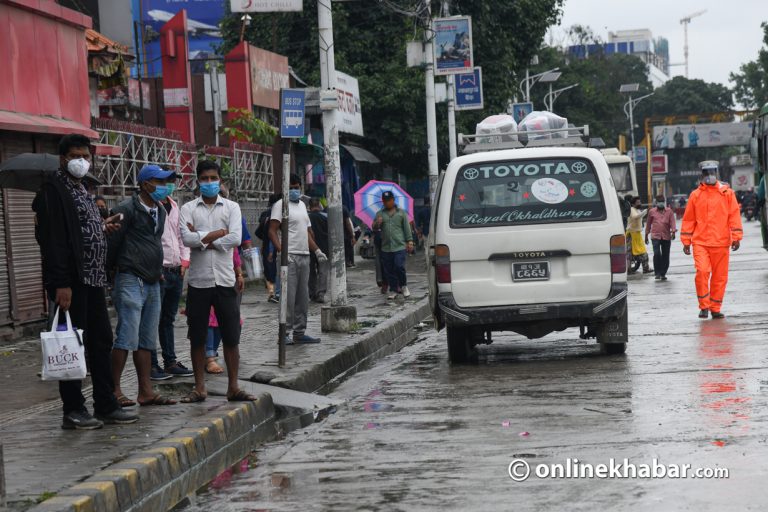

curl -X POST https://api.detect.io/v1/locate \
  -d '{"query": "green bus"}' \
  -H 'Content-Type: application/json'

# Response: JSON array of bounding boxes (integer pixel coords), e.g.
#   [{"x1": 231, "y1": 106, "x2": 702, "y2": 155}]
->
[{"x1": 752, "y1": 103, "x2": 768, "y2": 249}]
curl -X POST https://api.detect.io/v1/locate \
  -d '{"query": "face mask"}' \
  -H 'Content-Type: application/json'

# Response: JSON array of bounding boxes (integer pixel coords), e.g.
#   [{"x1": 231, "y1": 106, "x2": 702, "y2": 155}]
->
[
  {"x1": 657, "y1": 202, "x2": 666, "y2": 209},
  {"x1": 165, "y1": 183, "x2": 176, "y2": 195},
  {"x1": 98, "y1": 207, "x2": 109, "y2": 219},
  {"x1": 289, "y1": 189, "x2": 301, "y2": 202},
  {"x1": 703, "y1": 175, "x2": 717, "y2": 185},
  {"x1": 66, "y1": 158, "x2": 90, "y2": 179},
  {"x1": 149, "y1": 184, "x2": 170, "y2": 202},
  {"x1": 199, "y1": 181, "x2": 220, "y2": 198}
]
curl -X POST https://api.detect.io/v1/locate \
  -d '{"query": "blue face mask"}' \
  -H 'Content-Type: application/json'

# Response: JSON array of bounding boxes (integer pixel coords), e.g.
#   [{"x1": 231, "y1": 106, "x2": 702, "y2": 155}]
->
[
  {"x1": 289, "y1": 189, "x2": 301, "y2": 202},
  {"x1": 200, "y1": 181, "x2": 220, "y2": 198},
  {"x1": 149, "y1": 184, "x2": 169, "y2": 202},
  {"x1": 165, "y1": 183, "x2": 176, "y2": 195}
]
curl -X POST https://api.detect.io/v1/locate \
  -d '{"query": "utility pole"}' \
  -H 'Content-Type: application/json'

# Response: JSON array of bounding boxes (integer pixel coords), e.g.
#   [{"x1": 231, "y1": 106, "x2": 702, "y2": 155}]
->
[
  {"x1": 424, "y1": 0, "x2": 439, "y2": 199},
  {"x1": 443, "y1": 1, "x2": 457, "y2": 161},
  {"x1": 318, "y1": 0, "x2": 356, "y2": 331}
]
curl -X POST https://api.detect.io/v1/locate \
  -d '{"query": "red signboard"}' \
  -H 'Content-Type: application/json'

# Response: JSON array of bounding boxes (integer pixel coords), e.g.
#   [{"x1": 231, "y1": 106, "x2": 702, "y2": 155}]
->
[
  {"x1": 651, "y1": 154, "x2": 668, "y2": 174},
  {"x1": 160, "y1": 10, "x2": 195, "y2": 143}
]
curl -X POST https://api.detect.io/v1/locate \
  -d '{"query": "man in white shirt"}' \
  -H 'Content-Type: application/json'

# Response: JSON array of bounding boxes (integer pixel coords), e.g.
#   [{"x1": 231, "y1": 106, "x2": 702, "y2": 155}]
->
[
  {"x1": 269, "y1": 174, "x2": 327, "y2": 344},
  {"x1": 179, "y1": 161, "x2": 256, "y2": 403}
]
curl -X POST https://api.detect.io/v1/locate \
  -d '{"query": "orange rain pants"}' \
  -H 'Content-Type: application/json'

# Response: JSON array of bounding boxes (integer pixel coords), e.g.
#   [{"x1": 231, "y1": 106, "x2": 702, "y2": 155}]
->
[
  {"x1": 680, "y1": 181, "x2": 743, "y2": 313},
  {"x1": 693, "y1": 246, "x2": 730, "y2": 312}
]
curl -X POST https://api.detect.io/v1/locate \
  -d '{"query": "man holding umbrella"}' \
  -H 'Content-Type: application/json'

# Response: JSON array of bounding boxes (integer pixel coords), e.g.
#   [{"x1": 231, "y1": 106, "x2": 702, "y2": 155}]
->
[
  {"x1": 374, "y1": 191, "x2": 414, "y2": 300},
  {"x1": 32, "y1": 134, "x2": 138, "y2": 429}
]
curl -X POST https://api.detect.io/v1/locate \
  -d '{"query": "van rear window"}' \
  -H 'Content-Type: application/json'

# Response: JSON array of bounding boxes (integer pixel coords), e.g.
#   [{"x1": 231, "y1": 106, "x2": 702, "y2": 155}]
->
[{"x1": 450, "y1": 158, "x2": 606, "y2": 227}]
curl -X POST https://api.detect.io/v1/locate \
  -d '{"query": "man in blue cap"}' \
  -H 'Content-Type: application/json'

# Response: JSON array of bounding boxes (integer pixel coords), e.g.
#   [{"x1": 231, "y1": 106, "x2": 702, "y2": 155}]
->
[{"x1": 108, "y1": 164, "x2": 178, "y2": 407}]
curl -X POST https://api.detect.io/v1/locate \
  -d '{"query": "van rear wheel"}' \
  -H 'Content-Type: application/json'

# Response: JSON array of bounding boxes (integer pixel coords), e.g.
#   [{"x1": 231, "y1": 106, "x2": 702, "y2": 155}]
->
[{"x1": 447, "y1": 326, "x2": 476, "y2": 363}]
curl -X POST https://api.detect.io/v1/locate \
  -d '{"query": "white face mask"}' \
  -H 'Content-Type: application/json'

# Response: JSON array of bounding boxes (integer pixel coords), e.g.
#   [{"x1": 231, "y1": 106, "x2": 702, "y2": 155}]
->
[
  {"x1": 703, "y1": 175, "x2": 717, "y2": 186},
  {"x1": 66, "y1": 158, "x2": 90, "y2": 179}
]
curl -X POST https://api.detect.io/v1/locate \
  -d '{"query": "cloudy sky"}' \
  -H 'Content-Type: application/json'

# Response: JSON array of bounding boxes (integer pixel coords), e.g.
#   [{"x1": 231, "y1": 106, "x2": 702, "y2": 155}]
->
[{"x1": 556, "y1": 0, "x2": 766, "y2": 87}]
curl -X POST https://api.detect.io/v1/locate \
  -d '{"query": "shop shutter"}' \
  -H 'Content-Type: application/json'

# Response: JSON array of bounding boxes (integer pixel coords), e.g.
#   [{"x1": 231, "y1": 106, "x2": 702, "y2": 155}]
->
[
  {"x1": 0, "y1": 192, "x2": 11, "y2": 326},
  {"x1": 5, "y1": 190, "x2": 46, "y2": 322}
]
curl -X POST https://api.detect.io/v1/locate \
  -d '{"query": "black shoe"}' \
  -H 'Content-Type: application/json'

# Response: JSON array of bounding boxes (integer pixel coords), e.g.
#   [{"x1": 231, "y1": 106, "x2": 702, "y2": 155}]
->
[
  {"x1": 655, "y1": 275, "x2": 661, "y2": 280},
  {"x1": 95, "y1": 407, "x2": 139, "y2": 425},
  {"x1": 661, "y1": 276, "x2": 668, "y2": 281},
  {"x1": 150, "y1": 366, "x2": 172, "y2": 381},
  {"x1": 699, "y1": 309, "x2": 709, "y2": 319},
  {"x1": 711, "y1": 312, "x2": 725, "y2": 319},
  {"x1": 165, "y1": 361, "x2": 194, "y2": 376},
  {"x1": 62, "y1": 410, "x2": 103, "y2": 430}
]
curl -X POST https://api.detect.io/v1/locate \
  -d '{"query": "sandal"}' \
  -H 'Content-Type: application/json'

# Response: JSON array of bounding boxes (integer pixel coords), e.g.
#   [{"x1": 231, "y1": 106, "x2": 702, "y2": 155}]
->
[
  {"x1": 116, "y1": 394, "x2": 136, "y2": 408},
  {"x1": 205, "y1": 359, "x2": 225, "y2": 374},
  {"x1": 180, "y1": 390, "x2": 207, "y2": 403},
  {"x1": 227, "y1": 389, "x2": 258, "y2": 402},
  {"x1": 138, "y1": 394, "x2": 177, "y2": 406}
]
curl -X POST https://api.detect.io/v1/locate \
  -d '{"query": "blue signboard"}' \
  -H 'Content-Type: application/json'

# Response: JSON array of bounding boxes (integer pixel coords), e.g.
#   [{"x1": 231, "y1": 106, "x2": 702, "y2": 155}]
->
[
  {"x1": 509, "y1": 102, "x2": 534, "y2": 123},
  {"x1": 280, "y1": 89, "x2": 306, "y2": 138},
  {"x1": 454, "y1": 67, "x2": 483, "y2": 111},
  {"x1": 634, "y1": 146, "x2": 648, "y2": 164},
  {"x1": 132, "y1": 0, "x2": 225, "y2": 77}
]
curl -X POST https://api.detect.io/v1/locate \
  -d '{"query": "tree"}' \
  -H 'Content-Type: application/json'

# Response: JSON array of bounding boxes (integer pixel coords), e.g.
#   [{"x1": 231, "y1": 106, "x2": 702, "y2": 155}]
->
[
  {"x1": 730, "y1": 21, "x2": 768, "y2": 110},
  {"x1": 218, "y1": 0, "x2": 564, "y2": 177}
]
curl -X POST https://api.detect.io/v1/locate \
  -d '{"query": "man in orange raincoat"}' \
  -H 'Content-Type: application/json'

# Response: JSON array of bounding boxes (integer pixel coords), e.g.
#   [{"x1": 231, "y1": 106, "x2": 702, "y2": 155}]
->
[{"x1": 680, "y1": 161, "x2": 743, "y2": 319}]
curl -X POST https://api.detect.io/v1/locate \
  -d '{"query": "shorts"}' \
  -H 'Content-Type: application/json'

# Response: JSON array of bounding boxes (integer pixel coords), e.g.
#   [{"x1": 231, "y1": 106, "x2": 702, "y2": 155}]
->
[
  {"x1": 112, "y1": 272, "x2": 161, "y2": 352},
  {"x1": 186, "y1": 286, "x2": 241, "y2": 348}
]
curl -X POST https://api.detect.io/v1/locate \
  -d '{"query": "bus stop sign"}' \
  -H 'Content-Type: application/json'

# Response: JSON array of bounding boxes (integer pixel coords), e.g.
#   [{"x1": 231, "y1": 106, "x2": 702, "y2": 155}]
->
[{"x1": 280, "y1": 89, "x2": 306, "y2": 138}]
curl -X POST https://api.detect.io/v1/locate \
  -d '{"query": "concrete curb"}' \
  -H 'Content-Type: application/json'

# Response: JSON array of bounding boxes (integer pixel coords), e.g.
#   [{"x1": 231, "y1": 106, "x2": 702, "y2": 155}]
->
[
  {"x1": 269, "y1": 298, "x2": 431, "y2": 394},
  {"x1": 28, "y1": 394, "x2": 276, "y2": 512}
]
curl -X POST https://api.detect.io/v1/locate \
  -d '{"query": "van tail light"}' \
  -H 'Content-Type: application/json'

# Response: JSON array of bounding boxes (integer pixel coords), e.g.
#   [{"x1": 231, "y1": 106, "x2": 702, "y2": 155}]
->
[
  {"x1": 610, "y1": 235, "x2": 627, "y2": 274},
  {"x1": 435, "y1": 244, "x2": 452, "y2": 283}
]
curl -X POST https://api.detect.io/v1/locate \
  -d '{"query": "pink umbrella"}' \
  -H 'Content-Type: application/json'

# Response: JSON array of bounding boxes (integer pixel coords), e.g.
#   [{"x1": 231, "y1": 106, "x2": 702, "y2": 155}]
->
[{"x1": 354, "y1": 180, "x2": 414, "y2": 228}]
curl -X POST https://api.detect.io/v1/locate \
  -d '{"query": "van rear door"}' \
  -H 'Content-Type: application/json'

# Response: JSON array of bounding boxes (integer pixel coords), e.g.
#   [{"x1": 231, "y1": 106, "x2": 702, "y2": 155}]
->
[{"x1": 446, "y1": 156, "x2": 614, "y2": 308}]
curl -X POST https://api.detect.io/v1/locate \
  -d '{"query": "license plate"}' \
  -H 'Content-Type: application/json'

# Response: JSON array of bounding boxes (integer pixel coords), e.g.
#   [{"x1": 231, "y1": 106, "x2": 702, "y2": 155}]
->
[{"x1": 512, "y1": 261, "x2": 550, "y2": 281}]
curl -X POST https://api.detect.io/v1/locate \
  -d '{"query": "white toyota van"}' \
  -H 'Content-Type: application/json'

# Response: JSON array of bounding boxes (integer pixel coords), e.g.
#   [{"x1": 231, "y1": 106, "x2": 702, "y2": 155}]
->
[{"x1": 427, "y1": 130, "x2": 628, "y2": 362}]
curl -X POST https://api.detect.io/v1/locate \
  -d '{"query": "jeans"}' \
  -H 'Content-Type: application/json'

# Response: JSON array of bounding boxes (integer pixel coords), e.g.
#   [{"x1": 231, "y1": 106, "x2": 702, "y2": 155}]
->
[
  {"x1": 381, "y1": 250, "x2": 407, "y2": 292},
  {"x1": 206, "y1": 327, "x2": 222, "y2": 358},
  {"x1": 151, "y1": 268, "x2": 184, "y2": 368},
  {"x1": 652, "y1": 239, "x2": 672, "y2": 277},
  {"x1": 287, "y1": 254, "x2": 310, "y2": 336},
  {"x1": 49, "y1": 284, "x2": 119, "y2": 415},
  {"x1": 112, "y1": 272, "x2": 161, "y2": 352}
]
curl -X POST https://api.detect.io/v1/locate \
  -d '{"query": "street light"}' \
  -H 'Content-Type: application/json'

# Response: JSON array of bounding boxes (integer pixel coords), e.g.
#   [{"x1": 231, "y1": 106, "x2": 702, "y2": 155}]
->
[
  {"x1": 544, "y1": 83, "x2": 579, "y2": 112},
  {"x1": 620, "y1": 83, "x2": 653, "y2": 161},
  {"x1": 518, "y1": 67, "x2": 560, "y2": 104}
]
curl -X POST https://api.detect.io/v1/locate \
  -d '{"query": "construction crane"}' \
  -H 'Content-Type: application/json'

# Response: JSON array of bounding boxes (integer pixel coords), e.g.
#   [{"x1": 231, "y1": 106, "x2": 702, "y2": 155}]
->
[{"x1": 680, "y1": 9, "x2": 706, "y2": 78}]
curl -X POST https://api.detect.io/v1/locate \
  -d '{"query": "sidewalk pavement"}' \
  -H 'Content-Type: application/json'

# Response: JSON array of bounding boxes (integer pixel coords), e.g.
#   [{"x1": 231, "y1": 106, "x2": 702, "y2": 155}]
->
[{"x1": 0, "y1": 253, "x2": 430, "y2": 511}]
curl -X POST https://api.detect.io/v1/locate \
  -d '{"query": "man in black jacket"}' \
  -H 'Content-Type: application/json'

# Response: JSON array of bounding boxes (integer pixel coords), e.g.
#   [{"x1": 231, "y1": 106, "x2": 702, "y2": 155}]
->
[
  {"x1": 108, "y1": 165, "x2": 177, "y2": 407},
  {"x1": 33, "y1": 134, "x2": 138, "y2": 429}
]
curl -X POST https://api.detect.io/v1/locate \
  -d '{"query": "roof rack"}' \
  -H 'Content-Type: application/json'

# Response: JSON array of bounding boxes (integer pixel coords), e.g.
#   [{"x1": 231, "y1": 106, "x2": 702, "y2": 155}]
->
[{"x1": 458, "y1": 125, "x2": 591, "y2": 154}]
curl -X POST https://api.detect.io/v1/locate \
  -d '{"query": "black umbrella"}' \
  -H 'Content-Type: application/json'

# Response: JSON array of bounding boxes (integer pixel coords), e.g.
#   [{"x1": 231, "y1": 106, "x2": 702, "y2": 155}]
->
[{"x1": 0, "y1": 153, "x2": 102, "y2": 191}]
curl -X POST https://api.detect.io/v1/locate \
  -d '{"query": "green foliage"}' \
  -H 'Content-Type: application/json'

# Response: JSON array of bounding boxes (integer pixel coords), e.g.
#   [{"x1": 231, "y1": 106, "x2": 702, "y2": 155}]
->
[
  {"x1": 221, "y1": 108, "x2": 278, "y2": 146},
  {"x1": 523, "y1": 46, "x2": 653, "y2": 147},
  {"x1": 730, "y1": 21, "x2": 768, "y2": 110},
  {"x1": 218, "y1": 0, "x2": 564, "y2": 177},
  {"x1": 637, "y1": 76, "x2": 733, "y2": 118}
]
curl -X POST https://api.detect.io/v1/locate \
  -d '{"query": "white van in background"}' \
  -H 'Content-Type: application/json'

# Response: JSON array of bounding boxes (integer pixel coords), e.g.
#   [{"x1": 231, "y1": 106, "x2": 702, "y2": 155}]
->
[
  {"x1": 427, "y1": 126, "x2": 629, "y2": 363},
  {"x1": 600, "y1": 148, "x2": 639, "y2": 198}
]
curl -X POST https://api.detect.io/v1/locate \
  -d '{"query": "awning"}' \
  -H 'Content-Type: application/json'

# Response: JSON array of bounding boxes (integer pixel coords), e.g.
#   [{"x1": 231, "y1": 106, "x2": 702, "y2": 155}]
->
[
  {"x1": 0, "y1": 110, "x2": 98, "y2": 139},
  {"x1": 341, "y1": 144, "x2": 381, "y2": 164}
]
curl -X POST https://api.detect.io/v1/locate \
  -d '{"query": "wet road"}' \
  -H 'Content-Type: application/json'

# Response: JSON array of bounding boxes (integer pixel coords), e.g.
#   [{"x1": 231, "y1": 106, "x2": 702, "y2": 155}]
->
[{"x1": 186, "y1": 224, "x2": 768, "y2": 511}]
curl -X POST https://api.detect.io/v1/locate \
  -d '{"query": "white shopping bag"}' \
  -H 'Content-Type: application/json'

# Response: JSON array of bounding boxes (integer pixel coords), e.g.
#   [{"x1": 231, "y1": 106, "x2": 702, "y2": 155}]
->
[
  {"x1": 40, "y1": 307, "x2": 87, "y2": 381},
  {"x1": 242, "y1": 247, "x2": 264, "y2": 280}
]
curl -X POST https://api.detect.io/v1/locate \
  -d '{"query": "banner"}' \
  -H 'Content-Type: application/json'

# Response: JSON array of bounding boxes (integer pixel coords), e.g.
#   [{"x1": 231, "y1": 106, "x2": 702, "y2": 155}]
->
[
  {"x1": 133, "y1": 0, "x2": 224, "y2": 77},
  {"x1": 433, "y1": 16, "x2": 473, "y2": 76},
  {"x1": 336, "y1": 71, "x2": 363, "y2": 136},
  {"x1": 652, "y1": 122, "x2": 753, "y2": 150}
]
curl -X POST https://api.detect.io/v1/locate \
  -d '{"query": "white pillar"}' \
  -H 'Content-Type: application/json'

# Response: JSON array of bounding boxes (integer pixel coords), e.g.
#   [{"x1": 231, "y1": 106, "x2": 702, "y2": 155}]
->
[
  {"x1": 424, "y1": 7, "x2": 439, "y2": 199},
  {"x1": 447, "y1": 75, "x2": 457, "y2": 161},
  {"x1": 318, "y1": 0, "x2": 348, "y2": 308}
]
